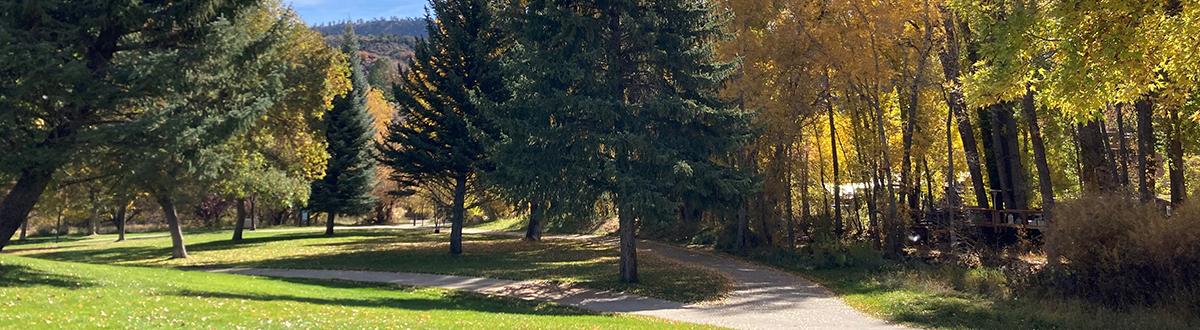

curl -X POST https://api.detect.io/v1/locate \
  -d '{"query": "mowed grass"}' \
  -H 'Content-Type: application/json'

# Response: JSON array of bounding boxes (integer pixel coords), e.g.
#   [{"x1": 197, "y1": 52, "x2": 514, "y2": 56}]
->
[
  {"x1": 10, "y1": 227, "x2": 732, "y2": 303},
  {"x1": 0, "y1": 255, "x2": 711, "y2": 329},
  {"x1": 742, "y1": 252, "x2": 1200, "y2": 330}
]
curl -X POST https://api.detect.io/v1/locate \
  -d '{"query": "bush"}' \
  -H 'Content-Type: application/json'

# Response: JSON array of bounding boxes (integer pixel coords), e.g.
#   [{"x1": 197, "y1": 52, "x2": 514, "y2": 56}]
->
[{"x1": 1047, "y1": 194, "x2": 1200, "y2": 308}]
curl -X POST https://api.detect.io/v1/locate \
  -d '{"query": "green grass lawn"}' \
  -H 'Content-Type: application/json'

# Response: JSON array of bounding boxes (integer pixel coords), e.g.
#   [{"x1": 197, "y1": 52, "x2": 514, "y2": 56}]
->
[
  {"x1": 0, "y1": 255, "x2": 710, "y2": 329},
  {"x1": 740, "y1": 250, "x2": 1200, "y2": 330},
  {"x1": 9, "y1": 227, "x2": 731, "y2": 303}
]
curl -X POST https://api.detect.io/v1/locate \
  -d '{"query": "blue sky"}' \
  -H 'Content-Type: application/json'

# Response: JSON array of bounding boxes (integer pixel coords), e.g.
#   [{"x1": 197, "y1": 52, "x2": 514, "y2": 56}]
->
[{"x1": 290, "y1": 0, "x2": 428, "y2": 25}]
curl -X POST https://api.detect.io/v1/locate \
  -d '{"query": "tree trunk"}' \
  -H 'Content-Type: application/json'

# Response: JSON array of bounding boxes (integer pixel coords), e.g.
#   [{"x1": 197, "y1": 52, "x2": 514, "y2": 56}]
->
[
  {"x1": 115, "y1": 199, "x2": 127, "y2": 242},
  {"x1": 937, "y1": 6, "x2": 989, "y2": 209},
  {"x1": 999, "y1": 103, "x2": 1028, "y2": 209},
  {"x1": 1168, "y1": 108, "x2": 1186, "y2": 206},
  {"x1": 1136, "y1": 97, "x2": 1158, "y2": 202},
  {"x1": 618, "y1": 201, "x2": 638, "y2": 283},
  {"x1": 1079, "y1": 120, "x2": 1119, "y2": 193},
  {"x1": 735, "y1": 200, "x2": 748, "y2": 251},
  {"x1": 981, "y1": 106, "x2": 1005, "y2": 209},
  {"x1": 324, "y1": 212, "x2": 336, "y2": 236},
  {"x1": 249, "y1": 197, "x2": 257, "y2": 231},
  {"x1": 874, "y1": 97, "x2": 902, "y2": 258},
  {"x1": 1021, "y1": 87, "x2": 1057, "y2": 265},
  {"x1": 19, "y1": 218, "x2": 28, "y2": 241},
  {"x1": 1116, "y1": 105, "x2": 1132, "y2": 187},
  {"x1": 87, "y1": 188, "x2": 102, "y2": 236},
  {"x1": 943, "y1": 96, "x2": 958, "y2": 252},
  {"x1": 784, "y1": 143, "x2": 797, "y2": 250},
  {"x1": 525, "y1": 200, "x2": 544, "y2": 241},
  {"x1": 1021, "y1": 88, "x2": 1055, "y2": 210},
  {"x1": 799, "y1": 143, "x2": 812, "y2": 239},
  {"x1": 449, "y1": 174, "x2": 467, "y2": 255},
  {"x1": 233, "y1": 198, "x2": 247, "y2": 241},
  {"x1": 826, "y1": 80, "x2": 843, "y2": 238},
  {"x1": 156, "y1": 194, "x2": 188, "y2": 259},
  {"x1": 0, "y1": 167, "x2": 55, "y2": 251}
]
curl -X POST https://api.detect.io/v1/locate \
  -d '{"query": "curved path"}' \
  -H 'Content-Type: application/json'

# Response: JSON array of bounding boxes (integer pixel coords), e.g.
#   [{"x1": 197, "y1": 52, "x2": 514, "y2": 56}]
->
[{"x1": 213, "y1": 237, "x2": 908, "y2": 329}]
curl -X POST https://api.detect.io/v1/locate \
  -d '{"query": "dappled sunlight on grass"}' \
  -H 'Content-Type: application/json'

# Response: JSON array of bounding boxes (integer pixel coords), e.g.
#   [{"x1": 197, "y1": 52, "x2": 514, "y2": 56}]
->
[
  {"x1": 0, "y1": 255, "x2": 709, "y2": 329},
  {"x1": 18, "y1": 227, "x2": 733, "y2": 303}
]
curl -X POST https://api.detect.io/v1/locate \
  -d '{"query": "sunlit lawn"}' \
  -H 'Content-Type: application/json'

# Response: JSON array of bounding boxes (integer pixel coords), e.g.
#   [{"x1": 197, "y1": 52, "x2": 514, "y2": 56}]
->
[
  {"x1": 9, "y1": 227, "x2": 732, "y2": 303},
  {"x1": 0, "y1": 255, "x2": 712, "y2": 329}
]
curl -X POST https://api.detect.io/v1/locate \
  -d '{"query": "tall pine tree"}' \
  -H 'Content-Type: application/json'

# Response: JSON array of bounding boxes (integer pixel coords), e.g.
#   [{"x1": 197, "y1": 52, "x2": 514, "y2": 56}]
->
[
  {"x1": 378, "y1": 0, "x2": 506, "y2": 255},
  {"x1": 501, "y1": 0, "x2": 752, "y2": 282},
  {"x1": 309, "y1": 28, "x2": 378, "y2": 236}
]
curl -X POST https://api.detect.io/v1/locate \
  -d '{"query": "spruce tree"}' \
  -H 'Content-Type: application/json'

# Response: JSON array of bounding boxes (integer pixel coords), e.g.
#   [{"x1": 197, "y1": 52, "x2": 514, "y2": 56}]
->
[
  {"x1": 309, "y1": 28, "x2": 379, "y2": 236},
  {"x1": 377, "y1": 0, "x2": 506, "y2": 254},
  {"x1": 0, "y1": 0, "x2": 270, "y2": 252},
  {"x1": 500, "y1": 0, "x2": 752, "y2": 282}
]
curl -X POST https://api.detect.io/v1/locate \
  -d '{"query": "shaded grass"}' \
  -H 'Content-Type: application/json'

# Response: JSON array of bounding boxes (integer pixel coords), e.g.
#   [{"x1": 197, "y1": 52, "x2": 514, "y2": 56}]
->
[
  {"x1": 15, "y1": 227, "x2": 732, "y2": 303},
  {"x1": 0, "y1": 255, "x2": 709, "y2": 329},
  {"x1": 741, "y1": 250, "x2": 1200, "y2": 330}
]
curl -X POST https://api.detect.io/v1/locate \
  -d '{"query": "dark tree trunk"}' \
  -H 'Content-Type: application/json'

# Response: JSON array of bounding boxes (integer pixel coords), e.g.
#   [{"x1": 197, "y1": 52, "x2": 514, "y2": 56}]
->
[
  {"x1": 156, "y1": 194, "x2": 188, "y2": 259},
  {"x1": 525, "y1": 200, "x2": 544, "y2": 241},
  {"x1": 449, "y1": 174, "x2": 467, "y2": 255},
  {"x1": 1136, "y1": 97, "x2": 1158, "y2": 202},
  {"x1": 1079, "y1": 120, "x2": 1120, "y2": 193},
  {"x1": 0, "y1": 168, "x2": 55, "y2": 251},
  {"x1": 114, "y1": 198, "x2": 128, "y2": 242},
  {"x1": 981, "y1": 106, "x2": 1004, "y2": 209},
  {"x1": 1021, "y1": 88, "x2": 1055, "y2": 211},
  {"x1": 618, "y1": 202, "x2": 638, "y2": 283},
  {"x1": 1168, "y1": 108, "x2": 1186, "y2": 206},
  {"x1": 735, "y1": 200, "x2": 748, "y2": 251},
  {"x1": 324, "y1": 212, "x2": 336, "y2": 236},
  {"x1": 233, "y1": 198, "x2": 247, "y2": 241},
  {"x1": 1116, "y1": 105, "x2": 1132, "y2": 187},
  {"x1": 1021, "y1": 87, "x2": 1056, "y2": 264},
  {"x1": 996, "y1": 102, "x2": 1028, "y2": 209},
  {"x1": 937, "y1": 6, "x2": 989, "y2": 209},
  {"x1": 826, "y1": 83, "x2": 843, "y2": 238}
]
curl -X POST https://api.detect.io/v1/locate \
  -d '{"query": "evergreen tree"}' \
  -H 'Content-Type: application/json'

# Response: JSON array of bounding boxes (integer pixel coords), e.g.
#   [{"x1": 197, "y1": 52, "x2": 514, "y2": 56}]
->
[
  {"x1": 0, "y1": 0, "x2": 268, "y2": 251},
  {"x1": 500, "y1": 0, "x2": 752, "y2": 282},
  {"x1": 309, "y1": 28, "x2": 379, "y2": 236},
  {"x1": 377, "y1": 0, "x2": 506, "y2": 254}
]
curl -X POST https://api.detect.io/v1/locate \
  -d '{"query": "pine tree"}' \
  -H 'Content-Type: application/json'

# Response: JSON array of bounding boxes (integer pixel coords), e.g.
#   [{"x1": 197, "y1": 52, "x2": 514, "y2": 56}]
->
[
  {"x1": 377, "y1": 0, "x2": 505, "y2": 254},
  {"x1": 501, "y1": 0, "x2": 752, "y2": 282},
  {"x1": 0, "y1": 0, "x2": 272, "y2": 252},
  {"x1": 309, "y1": 28, "x2": 379, "y2": 236}
]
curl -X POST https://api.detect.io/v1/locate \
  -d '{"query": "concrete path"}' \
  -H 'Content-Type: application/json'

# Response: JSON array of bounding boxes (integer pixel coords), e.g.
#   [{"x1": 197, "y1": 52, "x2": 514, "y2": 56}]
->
[{"x1": 213, "y1": 237, "x2": 909, "y2": 329}]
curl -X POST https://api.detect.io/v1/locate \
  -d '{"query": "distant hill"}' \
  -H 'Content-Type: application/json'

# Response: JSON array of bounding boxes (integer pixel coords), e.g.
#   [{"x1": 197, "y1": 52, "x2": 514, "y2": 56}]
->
[
  {"x1": 313, "y1": 17, "x2": 428, "y2": 38},
  {"x1": 315, "y1": 17, "x2": 428, "y2": 98}
]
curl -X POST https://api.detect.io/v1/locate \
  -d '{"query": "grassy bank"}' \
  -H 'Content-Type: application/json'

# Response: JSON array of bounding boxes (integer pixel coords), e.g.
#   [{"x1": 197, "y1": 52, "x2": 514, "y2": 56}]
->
[
  {"x1": 0, "y1": 255, "x2": 708, "y2": 329},
  {"x1": 739, "y1": 248, "x2": 1200, "y2": 330},
  {"x1": 8, "y1": 227, "x2": 731, "y2": 303}
]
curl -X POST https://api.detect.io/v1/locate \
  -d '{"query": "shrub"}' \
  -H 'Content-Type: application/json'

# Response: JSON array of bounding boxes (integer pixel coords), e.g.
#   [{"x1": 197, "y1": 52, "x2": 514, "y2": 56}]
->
[{"x1": 1046, "y1": 194, "x2": 1200, "y2": 308}]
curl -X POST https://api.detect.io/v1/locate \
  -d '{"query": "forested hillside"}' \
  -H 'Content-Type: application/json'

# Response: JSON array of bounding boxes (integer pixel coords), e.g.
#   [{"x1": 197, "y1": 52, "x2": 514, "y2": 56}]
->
[{"x1": 314, "y1": 17, "x2": 425, "y2": 99}]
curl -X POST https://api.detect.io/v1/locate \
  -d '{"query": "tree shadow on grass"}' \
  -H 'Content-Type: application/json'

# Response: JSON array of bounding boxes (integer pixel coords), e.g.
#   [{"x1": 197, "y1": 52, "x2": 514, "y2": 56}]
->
[
  {"x1": 0, "y1": 263, "x2": 94, "y2": 289},
  {"x1": 174, "y1": 278, "x2": 595, "y2": 317},
  {"x1": 26, "y1": 245, "x2": 172, "y2": 264}
]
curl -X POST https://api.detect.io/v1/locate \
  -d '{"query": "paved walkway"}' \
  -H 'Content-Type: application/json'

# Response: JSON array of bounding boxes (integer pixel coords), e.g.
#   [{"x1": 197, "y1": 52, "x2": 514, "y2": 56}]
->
[{"x1": 213, "y1": 236, "x2": 909, "y2": 329}]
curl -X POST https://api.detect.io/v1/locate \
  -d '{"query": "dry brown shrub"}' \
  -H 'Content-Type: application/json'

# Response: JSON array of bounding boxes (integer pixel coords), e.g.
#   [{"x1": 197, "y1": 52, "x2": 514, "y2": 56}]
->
[{"x1": 1046, "y1": 194, "x2": 1200, "y2": 308}]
